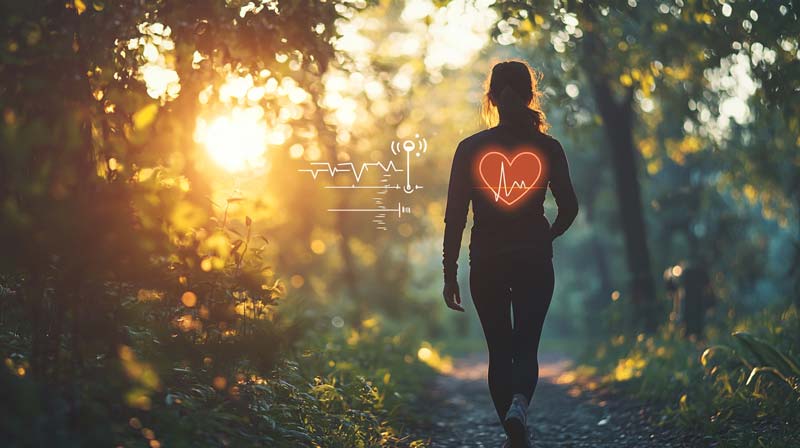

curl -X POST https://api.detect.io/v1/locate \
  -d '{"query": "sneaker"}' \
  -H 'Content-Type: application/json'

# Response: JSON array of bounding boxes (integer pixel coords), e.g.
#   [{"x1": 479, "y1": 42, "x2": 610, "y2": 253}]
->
[{"x1": 503, "y1": 394, "x2": 530, "y2": 448}]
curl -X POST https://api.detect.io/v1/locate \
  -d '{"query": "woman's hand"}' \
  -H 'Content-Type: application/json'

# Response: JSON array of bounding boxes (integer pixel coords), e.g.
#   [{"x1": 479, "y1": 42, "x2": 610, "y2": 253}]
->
[{"x1": 442, "y1": 281, "x2": 465, "y2": 312}]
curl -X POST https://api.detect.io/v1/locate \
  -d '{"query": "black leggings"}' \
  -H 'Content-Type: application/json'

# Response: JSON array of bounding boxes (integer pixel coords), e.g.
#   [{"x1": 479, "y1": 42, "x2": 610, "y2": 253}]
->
[{"x1": 469, "y1": 253, "x2": 555, "y2": 423}]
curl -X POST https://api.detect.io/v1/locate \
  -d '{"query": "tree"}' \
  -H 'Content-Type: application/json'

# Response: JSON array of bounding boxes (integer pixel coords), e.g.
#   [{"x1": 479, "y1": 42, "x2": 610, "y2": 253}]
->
[
  {"x1": 0, "y1": 0, "x2": 362, "y2": 440},
  {"x1": 489, "y1": 0, "x2": 800, "y2": 332}
]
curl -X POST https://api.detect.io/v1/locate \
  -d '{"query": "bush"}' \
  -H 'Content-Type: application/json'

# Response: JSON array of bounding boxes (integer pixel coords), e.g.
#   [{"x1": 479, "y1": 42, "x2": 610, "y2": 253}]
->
[
  {"x1": 581, "y1": 305, "x2": 800, "y2": 447},
  {"x1": 0, "y1": 300, "x2": 435, "y2": 447}
]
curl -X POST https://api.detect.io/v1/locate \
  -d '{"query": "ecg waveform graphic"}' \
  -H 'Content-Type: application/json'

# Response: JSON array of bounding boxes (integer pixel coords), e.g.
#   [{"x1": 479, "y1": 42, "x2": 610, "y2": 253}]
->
[
  {"x1": 477, "y1": 151, "x2": 543, "y2": 207},
  {"x1": 298, "y1": 161, "x2": 403, "y2": 182},
  {"x1": 488, "y1": 163, "x2": 534, "y2": 202},
  {"x1": 298, "y1": 134, "x2": 427, "y2": 230}
]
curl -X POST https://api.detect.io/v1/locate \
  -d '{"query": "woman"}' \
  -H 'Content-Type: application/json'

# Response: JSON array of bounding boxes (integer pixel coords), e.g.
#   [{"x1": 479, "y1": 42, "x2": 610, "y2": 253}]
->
[{"x1": 442, "y1": 60, "x2": 578, "y2": 448}]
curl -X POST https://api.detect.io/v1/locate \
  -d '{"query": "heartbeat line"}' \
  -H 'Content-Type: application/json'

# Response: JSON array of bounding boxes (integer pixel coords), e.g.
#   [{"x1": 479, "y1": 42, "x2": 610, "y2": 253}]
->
[
  {"x1": 489, "y1": 163, "x2": 535, "y2": 202},
  {"x1": 298, "y1": 161, "x2": 403, "y2": 183},
  {"x1": 477, "y1": 150, "x2": 544, "y2": 206}
]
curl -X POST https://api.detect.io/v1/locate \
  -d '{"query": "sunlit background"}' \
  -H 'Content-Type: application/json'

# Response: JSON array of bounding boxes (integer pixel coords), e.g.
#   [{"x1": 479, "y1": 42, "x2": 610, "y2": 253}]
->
[
  {"x1": 3, "y1": 0, "x2": 800, "y2": 445},
  {"x1": 120, "y1": 0, "x2": 792, "y2": 347}
]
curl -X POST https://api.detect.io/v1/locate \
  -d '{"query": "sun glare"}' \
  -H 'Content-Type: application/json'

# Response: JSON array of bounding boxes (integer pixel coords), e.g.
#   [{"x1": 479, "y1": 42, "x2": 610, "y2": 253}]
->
[{"x1": 195, "y1": 107, "x2": 268, "y2": 172}]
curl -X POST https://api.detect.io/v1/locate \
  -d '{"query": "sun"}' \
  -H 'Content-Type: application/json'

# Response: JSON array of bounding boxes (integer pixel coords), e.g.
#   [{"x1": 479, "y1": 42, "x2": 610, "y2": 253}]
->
[{"x1": 195, "y1": 106, "x2": 268, "y2": 172}]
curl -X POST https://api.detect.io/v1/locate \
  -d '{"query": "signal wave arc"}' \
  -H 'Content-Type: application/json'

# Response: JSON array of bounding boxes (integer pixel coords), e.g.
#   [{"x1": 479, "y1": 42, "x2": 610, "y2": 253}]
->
[
  {"x1": 298, "y1": 161, "x2": 403, "y2": 183},
  {"x1": 478, "y1": 151, "x2": 542, "y2": 206}
]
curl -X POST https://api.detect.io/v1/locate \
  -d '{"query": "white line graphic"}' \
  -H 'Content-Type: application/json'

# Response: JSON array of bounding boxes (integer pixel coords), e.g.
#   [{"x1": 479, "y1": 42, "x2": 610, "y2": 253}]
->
[
  {"x1": 328, "y1": 203, "x2": 411, "y2": 218},
  {"x1": 298, "y1": 161, "x2": 402, "y2": 182}
]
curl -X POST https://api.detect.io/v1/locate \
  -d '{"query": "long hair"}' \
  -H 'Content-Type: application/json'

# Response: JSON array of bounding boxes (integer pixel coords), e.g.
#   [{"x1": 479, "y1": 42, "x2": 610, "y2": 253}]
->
[{"x1": 481, "y1": 60, "x2": 549, "y2": 134}]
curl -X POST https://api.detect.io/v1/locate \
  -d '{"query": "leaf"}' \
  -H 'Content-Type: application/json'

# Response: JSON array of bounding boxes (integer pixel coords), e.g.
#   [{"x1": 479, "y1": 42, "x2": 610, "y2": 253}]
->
[
  {"x1": 746, "y1": 366, "x2": 799, "y2": 395},
  {"x1": 132, "y1": 103, "x2": 158, "y2": 130},
  {"x1": 733, "y1": 332, "x2": 800, "y2": 377},
  {"x1": 246, "y1": 216, "x2": 252, "y2": 226},
  {"x1": 700, "y1": 344, "x2": 751, "y2": 371}
]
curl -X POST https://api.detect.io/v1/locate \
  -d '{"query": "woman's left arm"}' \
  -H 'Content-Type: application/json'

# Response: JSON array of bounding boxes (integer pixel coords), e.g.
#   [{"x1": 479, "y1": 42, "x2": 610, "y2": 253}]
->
[
  {"x1": 442, "y1": 142, "x2": 470, "y2": 312},
  {"x1": 442, "y1": 142, "x2": 470, "y2": 283},
  {"x1": 548, "y1": 140, "x2": 579, "y2": 240}
]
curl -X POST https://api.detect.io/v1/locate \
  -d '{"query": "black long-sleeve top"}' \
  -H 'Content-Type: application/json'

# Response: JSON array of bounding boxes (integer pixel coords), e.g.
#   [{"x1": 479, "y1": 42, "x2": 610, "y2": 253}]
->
[{"x1": 442, "y1": 124, "x2": 579, "y2": 283}]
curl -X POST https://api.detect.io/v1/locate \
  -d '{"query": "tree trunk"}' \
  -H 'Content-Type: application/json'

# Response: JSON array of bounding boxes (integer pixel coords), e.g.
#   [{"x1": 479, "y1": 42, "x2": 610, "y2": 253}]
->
[
  {"x1": 586, "y1": 76, "x2": 657, "y2": 332},
  {"x1": 575, "y1": 9, "x2": 659, "y2": 332}
]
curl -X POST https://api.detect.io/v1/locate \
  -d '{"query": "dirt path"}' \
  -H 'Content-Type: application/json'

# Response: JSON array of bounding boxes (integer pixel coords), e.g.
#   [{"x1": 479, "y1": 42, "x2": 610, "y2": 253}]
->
[{"x1": 408, "y1": 353, "x2": 694, "y2": 448}]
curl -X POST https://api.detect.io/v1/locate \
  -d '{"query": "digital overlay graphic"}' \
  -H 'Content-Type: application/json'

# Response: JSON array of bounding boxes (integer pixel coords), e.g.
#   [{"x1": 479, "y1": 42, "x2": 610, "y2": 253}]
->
[
  {"x1": 298, "y1": 135, "x2": 427, "y2": 230},
  {"x1": 474, "y1": 145, "x2": 547, "y2": 209}
]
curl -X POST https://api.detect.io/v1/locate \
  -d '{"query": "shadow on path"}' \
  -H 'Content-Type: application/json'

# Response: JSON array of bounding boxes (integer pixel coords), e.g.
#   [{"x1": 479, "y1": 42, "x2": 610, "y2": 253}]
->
[{"x1": 408, "y1": 353, "x2": 693, "y2": 447}]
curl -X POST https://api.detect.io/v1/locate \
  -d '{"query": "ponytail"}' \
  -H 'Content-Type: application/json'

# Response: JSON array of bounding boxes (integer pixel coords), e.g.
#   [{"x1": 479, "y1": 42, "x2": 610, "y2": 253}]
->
[
  {"x1": 496, "y1": 85, "x2": 539, "y2": 129},
  {"x1": 481, "y1": 60, "x2": 549, "y2": 134}
]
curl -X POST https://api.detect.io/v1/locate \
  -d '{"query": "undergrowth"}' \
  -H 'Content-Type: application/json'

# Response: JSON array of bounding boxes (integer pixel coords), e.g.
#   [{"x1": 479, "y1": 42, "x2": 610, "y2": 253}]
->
[
  {"x1": 580, "y1": 304, "x2": 800, "y2": 447},
  {"x1": 0, "y1": 303, "x2": 436, "y2": 447}
]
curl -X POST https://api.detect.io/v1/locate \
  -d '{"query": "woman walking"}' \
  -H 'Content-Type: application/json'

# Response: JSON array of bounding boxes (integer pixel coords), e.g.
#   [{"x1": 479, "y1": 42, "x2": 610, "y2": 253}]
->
[{"x1": 442, "y1": 60, "x2": 579, "y2": 447}]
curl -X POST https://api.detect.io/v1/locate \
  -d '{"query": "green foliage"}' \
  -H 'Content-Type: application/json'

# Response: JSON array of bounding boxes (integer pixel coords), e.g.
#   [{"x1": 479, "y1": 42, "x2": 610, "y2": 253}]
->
[
  {"x1": 727, "y1": 331, "x2": 800, "y2": 390},
  {"x1": 2, "y1": 0, "x2": 800, "y2": 445},
  {"x1": 0, "y1": 307, "x2": 434, "y2": 447},
  {"x1": 0, "y1": 1, "x2": 435, "y2": 447},
  {"x1": 585, "y1": 306, "x2": 800, "y2": 447}
]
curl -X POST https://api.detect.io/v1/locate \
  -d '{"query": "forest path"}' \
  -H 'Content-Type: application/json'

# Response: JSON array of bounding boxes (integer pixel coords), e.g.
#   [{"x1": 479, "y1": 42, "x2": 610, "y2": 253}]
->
[{"x1": 407, "y1": 353, "x2": 692, "y2": 448}]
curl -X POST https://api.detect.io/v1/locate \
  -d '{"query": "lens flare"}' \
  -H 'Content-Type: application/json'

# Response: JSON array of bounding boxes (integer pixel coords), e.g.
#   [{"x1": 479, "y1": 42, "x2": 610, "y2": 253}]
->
[{"x1": 195, "y1": 107, "x2": 267, "y2": 172}]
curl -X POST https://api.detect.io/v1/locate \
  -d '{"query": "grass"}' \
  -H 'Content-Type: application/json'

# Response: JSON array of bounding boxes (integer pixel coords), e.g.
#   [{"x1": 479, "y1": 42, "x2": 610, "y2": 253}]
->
[{"x1": 578, "y1": 304, "x2": 800, "y2": 447}]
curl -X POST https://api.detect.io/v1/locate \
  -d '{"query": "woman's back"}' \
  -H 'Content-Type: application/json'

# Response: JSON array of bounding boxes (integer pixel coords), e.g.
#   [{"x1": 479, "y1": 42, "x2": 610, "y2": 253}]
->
[
  {"x1": 441, "y1": 60, "x2": 578, "y2": 284},
  {"x1": 442, "y1": 124, "x2": 577, "y2": 280}
]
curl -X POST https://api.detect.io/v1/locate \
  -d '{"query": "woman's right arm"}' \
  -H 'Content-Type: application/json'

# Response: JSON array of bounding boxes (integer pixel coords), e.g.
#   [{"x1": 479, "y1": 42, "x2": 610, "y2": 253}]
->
[
  {"x1": 548, "y1": 140, "x2": 579, "y2": 239},
  {"x1": 442, "y1": 141, "x2": 470, "y2": 285}
]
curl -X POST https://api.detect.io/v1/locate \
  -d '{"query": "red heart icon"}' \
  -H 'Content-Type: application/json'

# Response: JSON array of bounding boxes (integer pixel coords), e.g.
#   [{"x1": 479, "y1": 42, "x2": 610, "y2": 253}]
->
[{"x1": 477, "y1": 149, "x2": 543, "y2": 207}]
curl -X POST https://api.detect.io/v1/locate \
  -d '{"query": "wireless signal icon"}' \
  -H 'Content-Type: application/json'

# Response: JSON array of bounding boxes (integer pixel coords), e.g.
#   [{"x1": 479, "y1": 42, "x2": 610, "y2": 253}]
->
[
  {"x1": 390, "y1": 134, "x2": 427, "y2": 156},
  {"x1": 390, "y1": 134, "x2": 428, "y2": 194}
]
